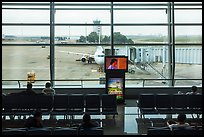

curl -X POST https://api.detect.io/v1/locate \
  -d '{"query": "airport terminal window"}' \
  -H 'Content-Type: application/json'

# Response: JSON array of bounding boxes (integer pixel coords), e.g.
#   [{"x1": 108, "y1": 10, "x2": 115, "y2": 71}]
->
[
  {"x1": 114, "y1": 10, "x2": 168, "y2": 24},
  {"x1": 175, "y1": 26, "x2": 202, "y2": 43},
  {"x1": 55, "y1": 10, "x2": 110, "y2": 24},
  {"x1": 114, "y1": 26, "x2": 168, "y2": 44},
  {"x1": 2, "y1": 26, "x2": 50, "y2": 42},
  {"x1": 2, "y1": 46, "x2": 51, "y2": 87},
  {"x1": 174, "y1": 10, "x2": 202, "y2": 23},
  {"x1": 2, "y1": 10, "x2": 50, "y2": 23},
  {"x1": 2, "y1": 2, "x2": 202, "y2": 88}
]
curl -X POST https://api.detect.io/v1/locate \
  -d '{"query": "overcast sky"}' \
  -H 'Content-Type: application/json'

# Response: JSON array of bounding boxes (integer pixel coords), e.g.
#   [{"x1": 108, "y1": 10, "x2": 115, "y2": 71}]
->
[{"x1": 2, "y1": 2, "x2": 202, "y2": 36}]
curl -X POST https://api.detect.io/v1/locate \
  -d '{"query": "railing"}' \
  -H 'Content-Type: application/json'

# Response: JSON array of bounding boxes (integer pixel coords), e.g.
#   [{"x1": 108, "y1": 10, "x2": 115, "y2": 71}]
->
[{"x1": 2, "y1": 79, "x2": 202, "y2": 89}]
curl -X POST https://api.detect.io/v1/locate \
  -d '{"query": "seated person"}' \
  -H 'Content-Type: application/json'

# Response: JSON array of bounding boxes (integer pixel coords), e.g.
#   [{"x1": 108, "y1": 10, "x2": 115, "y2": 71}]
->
[
  {"x1": 79, "y1": 113, "x2": 99, "y2": 129},
  {"x1": 18, "y1": 83, "x2": 37, "y2": 95},
  {"x1": 186, "y1": 86, "x2": 199, "y2": 95},
  {"x1": 167, "y1": 113, "x2": 190, "y2": 130},
  {"x1": 177, "y1": 91, "x2": 184, "y2": 94},
  {"x1": 42, "y1": 82, "x2": 55, "y2": 95},
  {"x1": 77, "y1": 113, "x2": 100, "y2": 134},
  {"x1": 24, "y1": 110, "x2": 43, "y2": 128}
]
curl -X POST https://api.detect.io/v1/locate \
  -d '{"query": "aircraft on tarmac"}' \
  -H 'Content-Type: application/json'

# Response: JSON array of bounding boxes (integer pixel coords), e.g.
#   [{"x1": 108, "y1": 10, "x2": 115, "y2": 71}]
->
[{"x1": 58, "y1": 46, "x2": 105, "y2": 66}]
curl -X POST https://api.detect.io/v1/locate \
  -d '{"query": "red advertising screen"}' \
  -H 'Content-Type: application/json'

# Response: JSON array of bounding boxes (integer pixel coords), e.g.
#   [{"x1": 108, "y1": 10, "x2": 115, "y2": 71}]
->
[{"x1": 105, "y1": 56, "x2": 128, "y2": 72}]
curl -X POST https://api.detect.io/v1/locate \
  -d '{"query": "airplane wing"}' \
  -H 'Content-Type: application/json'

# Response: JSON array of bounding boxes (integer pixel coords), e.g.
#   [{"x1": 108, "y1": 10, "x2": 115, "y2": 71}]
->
[{"x1": 58, "y1": 50, "x2": 94, "y2": 57}]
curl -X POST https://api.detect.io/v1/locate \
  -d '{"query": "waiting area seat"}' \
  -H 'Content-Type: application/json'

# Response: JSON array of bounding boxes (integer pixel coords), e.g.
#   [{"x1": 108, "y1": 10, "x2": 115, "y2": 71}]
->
[
  {"x1": 51, "y1": 94, "x2": 69, "y2": 119},
  {"x1": 2, "y1": 93, "x2": 118, "y2": 120},
  {"x1": 52, "y1": 127, "x2": 77, "y2": 135},
  {"x1": 27, "y1": 127, "x2": 52, "y2": 135},
  {"x1": 85, "y1": 94, "x2": 101, "y2": 115},
  {"x1": 138, "y1": 94, "x2": 202, "y2": 118},
  {"x1": 172, "y1": 126, "x2": 200, "y2": 135},
  {"x1": 2, "y1": 127, "x2": 103, "y2": 135},
  {"x1": 101, "y1": 94, "x2": 118, "y2": 118},
  {"x1": 67, "y1": 94, "x2": 85, "y2": 117},
  {"x1": 138, "y1": 94, "x2": 158, "y2": 118},
  {"x1": 2, "y1": 128, "x2": 28, "y2": 135},
  {"x1": 78, "y1": 127, "x2": 104, "y2": 135},
  {"x1": 147, "y1": 126, "x2": 202, "y2": 135},
  {"x1": 147, "y1": 127, "x2": 172, "y2": 135},
  {"x1": 171, "y1": 94, "x2": 190, "y2": 114},
  {"x1": 188, "y1": 94, "x2": 202, "y2": 117},
  {"x1": 155, "y1": 94, "x2": 172, "y2": 114}
]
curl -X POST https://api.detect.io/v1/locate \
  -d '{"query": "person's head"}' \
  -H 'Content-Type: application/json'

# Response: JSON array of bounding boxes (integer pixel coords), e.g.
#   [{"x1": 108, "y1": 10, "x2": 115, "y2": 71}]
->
[
  {"x1": 45, "y1": 82, "x2": 51, "y2": 88},
  {"x1": 34, "y1": 110, "x2": 42, "y2": 121},
  {"x1": 191, "y1": 86, "x2": 197, "y2": 93},
  {"x1": 177, "y1": 113, "x2": 186, "y2": 124},
  {"x1": 83, "y1": 113, "x2": 91, "y2": 123},
  {"x1": 27, "y1": 83, "x2": 33, "y2": 90},
  {"x1": 110, "y1": 58, "x2": 117, "y2": 66}
]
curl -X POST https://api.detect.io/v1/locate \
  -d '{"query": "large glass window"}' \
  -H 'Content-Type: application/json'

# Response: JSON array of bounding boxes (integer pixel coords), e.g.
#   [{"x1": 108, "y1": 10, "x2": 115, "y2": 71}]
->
[{"x1": 2, "y1": 2, "x2": 202, "y2": 88}]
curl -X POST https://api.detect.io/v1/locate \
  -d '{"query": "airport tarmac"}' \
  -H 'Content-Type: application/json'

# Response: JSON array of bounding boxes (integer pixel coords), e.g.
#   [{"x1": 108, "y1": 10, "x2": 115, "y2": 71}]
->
[{"x1": 2, "y1": 45, "x2": 202, "y2": 87}]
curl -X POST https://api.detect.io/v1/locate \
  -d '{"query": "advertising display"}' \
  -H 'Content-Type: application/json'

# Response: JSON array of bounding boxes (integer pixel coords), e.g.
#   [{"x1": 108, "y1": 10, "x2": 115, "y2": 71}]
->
[
  {"x1": 106, "y1": 71, "x2": 125, "y2": 104},
  {"x1": 105, "y1": 56, "x2": 128, "y2": 72}
]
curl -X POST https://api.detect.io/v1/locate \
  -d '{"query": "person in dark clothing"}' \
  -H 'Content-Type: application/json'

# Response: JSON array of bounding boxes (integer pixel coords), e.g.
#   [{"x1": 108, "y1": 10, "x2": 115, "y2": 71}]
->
[
  {"x1": 24, "y1": 110, "x2": 43, "y2": 128},
  {"x1": 19, "y1": 83, "x2": 37, "y2": 95},
  {"x1": 77, "y1": 113, "x2": 99, "y2": 134},
  {"x1": 80, "y1": 113, "x2": 99, "y2": 128}
]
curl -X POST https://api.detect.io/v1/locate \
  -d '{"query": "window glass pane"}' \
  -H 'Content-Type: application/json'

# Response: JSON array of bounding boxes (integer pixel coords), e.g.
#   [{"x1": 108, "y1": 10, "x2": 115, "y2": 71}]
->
[
  {"x1": 174, "y1": 45, "x2": 202, "y2": 86},
  {"x1": 55, "y1": 45, "x2": 107, "y2": 87},
  {"x1": 2, "y1": 2, "x2": 202, "y2": 88},
  {"x1": 114, "y1": 26, "x2": 168, "y2": 44},
  {"x1": 55, "y1": 26, "x2": 111, "y2": 44},
  {"x1": 115, "y1": 26, "x2": 168, "y2": 36},
  {"x1": 175, "y1": 26, "x2": 202, "y2": 44},
  {"x1": 114, "y1": 10, "x2": 167, "y2": 23},
  {"x1": 2, "y1": 46, "x2": 50, "y2": 86},
  {"x1": 2, "y1": 10, "x2": 50, "y2": 23},
  {"x1": 174, "y1": 10, "x2": 202, "y2": 23},
  {"x1": 2, "y1": 26, "x2": 50, "y2": 39},
  {"x1": 55, "y1": 10, "x2": 110, "y2": 23},
  {"x1": 123, "y1": 45, "x2": 170, "y2": 86}
]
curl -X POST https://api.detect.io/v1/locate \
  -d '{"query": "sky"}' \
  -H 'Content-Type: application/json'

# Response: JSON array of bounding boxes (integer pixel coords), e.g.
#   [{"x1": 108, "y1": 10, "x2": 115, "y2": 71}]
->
[{"x1": 2, "y1": 2, "x2": 202, "y2": 37}]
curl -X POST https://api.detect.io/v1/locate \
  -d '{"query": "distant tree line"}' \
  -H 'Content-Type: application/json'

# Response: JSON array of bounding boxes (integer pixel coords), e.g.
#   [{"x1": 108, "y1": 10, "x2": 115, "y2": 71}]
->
[{"x1": 77, "y1": 32, "x2": 134, "y2": 44}]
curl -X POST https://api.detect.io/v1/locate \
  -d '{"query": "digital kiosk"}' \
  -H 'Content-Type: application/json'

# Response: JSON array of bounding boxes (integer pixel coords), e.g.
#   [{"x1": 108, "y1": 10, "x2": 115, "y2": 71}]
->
[{"x1": 105, "y1": 56, "x2": 128, "y2": 104}]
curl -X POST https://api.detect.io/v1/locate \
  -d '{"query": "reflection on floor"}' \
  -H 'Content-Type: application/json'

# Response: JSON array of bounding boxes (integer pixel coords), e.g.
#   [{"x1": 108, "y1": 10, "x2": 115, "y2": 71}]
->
[{"x1": 2, "y1": 99, "x2": 202, "y2": 135}]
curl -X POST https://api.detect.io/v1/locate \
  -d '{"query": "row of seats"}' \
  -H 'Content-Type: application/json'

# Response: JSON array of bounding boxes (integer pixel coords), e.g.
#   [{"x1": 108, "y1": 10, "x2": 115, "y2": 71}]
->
[
  {"x1": 147, "y1": 126, "x2": 202, "y2": 135},
  {"x1": 138, "y1": 94, "x2": 202, "y2": 118},
  {"x1": 2, "y1": 127, "x2": 103, "y2": 135},
  {"x1": 2, "y1": 93, "x2": 118, "y2": 119}
]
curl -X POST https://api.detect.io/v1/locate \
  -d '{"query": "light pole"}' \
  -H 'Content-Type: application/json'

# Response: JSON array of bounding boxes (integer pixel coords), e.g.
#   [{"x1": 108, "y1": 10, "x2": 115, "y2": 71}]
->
[
  {"x1": 85, "y1": 22, "x2": 87, "y2": 43},
  {"x1": 69, "y1": 25, "x2": 70, "y2": 40},
  {"x1": 98, "y1": 26, "x2": 100, "y2": 44}
]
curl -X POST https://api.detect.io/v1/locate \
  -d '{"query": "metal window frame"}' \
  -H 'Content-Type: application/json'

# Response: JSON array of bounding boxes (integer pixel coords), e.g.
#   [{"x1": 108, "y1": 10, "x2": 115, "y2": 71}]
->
[{"x1": 2, "y1": 2, "x2": 202, "y2": 87}]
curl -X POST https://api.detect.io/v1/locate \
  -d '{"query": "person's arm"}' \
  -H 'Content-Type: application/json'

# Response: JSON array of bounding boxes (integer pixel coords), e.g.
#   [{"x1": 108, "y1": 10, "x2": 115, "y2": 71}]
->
[
  {"x1": 42, "y1": 89, "x2": 46, "y2": 94},
  {"x1": 108, "y1": 65, "x2": 112, "y2": 69},
  {"x1": 52, "y1": 89, "x2": 55, "y2": 94},
  {"x1": 91, "y1": 121, "x2": 100, "y2": 127},
  {"x1": 167, "y1": 120, "x2": 177, "y2": 126}
]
